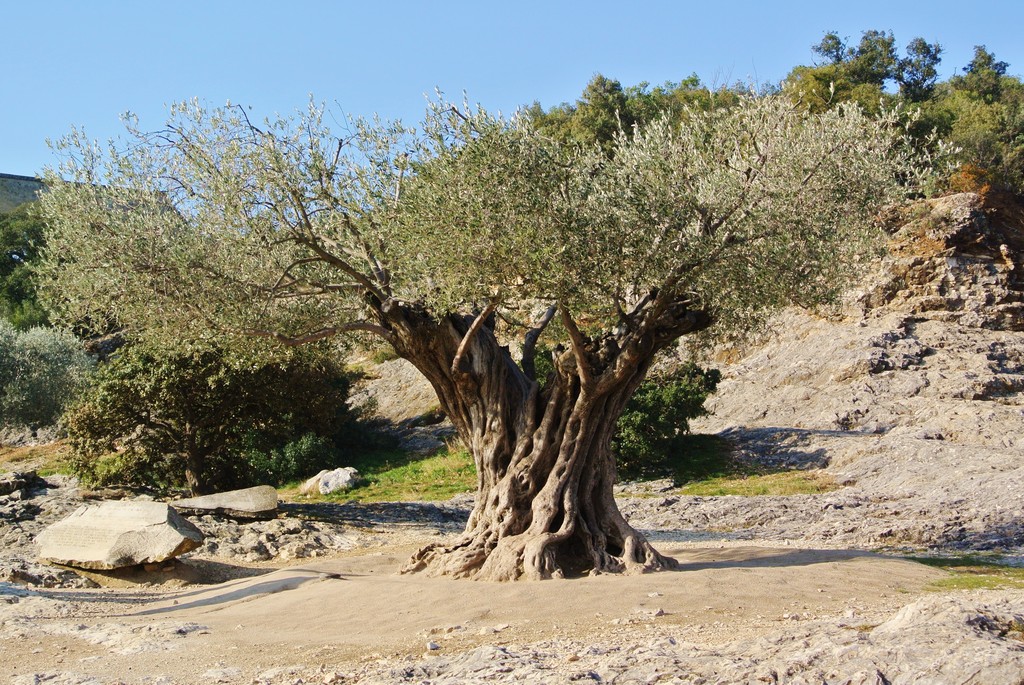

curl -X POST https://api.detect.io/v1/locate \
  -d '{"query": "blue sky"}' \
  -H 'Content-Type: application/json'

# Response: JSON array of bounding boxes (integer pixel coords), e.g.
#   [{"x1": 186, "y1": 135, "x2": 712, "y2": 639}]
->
[{"x1": 4, "y1": 0, "x2": 1023, "y2": 176}]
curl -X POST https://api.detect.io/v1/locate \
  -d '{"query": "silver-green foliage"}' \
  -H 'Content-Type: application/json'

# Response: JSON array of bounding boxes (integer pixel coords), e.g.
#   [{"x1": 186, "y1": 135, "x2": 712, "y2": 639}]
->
[
  {"x1": 0, "y1": 320, "x2": 93, "y2": 428},
  {"x1": 37, "y1": 94, "x2": 928, "y2": 349}
]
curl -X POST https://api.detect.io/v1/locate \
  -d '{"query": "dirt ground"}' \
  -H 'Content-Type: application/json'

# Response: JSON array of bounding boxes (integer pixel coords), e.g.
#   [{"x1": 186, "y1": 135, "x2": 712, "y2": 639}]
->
[{"x1": 0, "y1": 541, "x2": 947, "y2": 683}]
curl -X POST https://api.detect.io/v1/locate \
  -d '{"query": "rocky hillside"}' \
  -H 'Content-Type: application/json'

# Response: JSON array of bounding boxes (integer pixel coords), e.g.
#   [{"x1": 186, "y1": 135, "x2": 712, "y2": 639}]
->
[{"x1": 652, "y1": 191, "x2": 1024, "y2": 553}]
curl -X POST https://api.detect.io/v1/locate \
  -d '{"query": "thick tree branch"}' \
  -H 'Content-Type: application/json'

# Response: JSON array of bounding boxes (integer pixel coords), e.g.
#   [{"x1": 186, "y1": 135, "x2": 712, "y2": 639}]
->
[
  {"x1": 559, "y1": 304, "x2": 593, "y2": 386},
  {"x1": 451, "y1": 302, "x2": 498, "y2": 375},
  {"x1": 521, "y1": 304, "x2": 558, "y2": 381},
  {"x1": 243, "y1": 321, "x2": 389, "y2": 346}
]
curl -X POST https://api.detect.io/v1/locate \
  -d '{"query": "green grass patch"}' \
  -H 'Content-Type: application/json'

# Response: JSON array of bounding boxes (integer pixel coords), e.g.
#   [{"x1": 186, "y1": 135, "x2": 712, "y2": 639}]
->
[
  {"x1": 285, "y1": 446, "x2": 476, "y2": 503},
  {"x1": 369, "y1": 346, "x2": 400, "y2": 364},
  {"x1": 283, "y1": 432, "x2": 837, "y2": 503},
  {"x1": 643, "y1": 433, "x2": 838, "y2": 497},
  {"x1": 910, "y1": 556, "x2": 1024, "y2": 592},
  {"x1": 678, "y1": 470, "x2": 839, "y2": 496},
  {"x1": 0, "y1": 442, "x2": 68, "y2": 475}
]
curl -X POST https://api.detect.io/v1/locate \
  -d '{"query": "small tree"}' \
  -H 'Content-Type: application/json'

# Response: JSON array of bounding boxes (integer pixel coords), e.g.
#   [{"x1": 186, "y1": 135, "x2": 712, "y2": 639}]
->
[
  {"x1": 64, "y1": 342, "x2": 356, "y2": 495},
  {"x1": 39, "y1": 94, "x2": 924, "y2": 579}
]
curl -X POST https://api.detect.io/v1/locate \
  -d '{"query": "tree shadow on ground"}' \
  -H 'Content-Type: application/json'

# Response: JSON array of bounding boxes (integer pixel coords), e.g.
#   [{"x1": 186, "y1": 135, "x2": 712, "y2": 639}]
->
[
  {"x1": 933, "y1": 519, "x2": 1024, "y2": 554},
  {"x1": 718, "y1": 426, "x2": 844, "y2": 471},
  {"x1": 671, "y1": 546, "x2": 878, "y2": 572},
  {"x1": 279, "y1": 500, "x2": 470, "y2": 530},
  {"x1": 36, "y1": 559, "x2": 274, "y2": 601},
  {"x1": 643, "y1": 428, "x2": 835, "y2": 487}
]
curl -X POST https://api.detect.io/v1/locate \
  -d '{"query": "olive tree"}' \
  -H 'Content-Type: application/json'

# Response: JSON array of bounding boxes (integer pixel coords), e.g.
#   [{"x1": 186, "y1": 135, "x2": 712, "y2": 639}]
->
[{"x1": 38, "y1": 95, "x2": 924, "y2": 580}]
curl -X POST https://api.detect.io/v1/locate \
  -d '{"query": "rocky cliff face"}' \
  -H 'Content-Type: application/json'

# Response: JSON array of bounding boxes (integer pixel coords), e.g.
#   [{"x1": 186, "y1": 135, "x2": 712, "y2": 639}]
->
[
  {"x1": 861, "y1": 191, "x2": 1024, "y2": 331},
  {"x1": 673, "y1": 192, "x2": 1024, "y2": 552}
]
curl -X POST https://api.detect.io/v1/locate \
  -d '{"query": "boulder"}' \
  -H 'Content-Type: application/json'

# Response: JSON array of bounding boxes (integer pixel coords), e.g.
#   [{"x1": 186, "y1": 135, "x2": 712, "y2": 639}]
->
[
  {"x1": 36, "y1": 500, "x2": 204, "y2": 570},
  {"x1": 171, "y1": 485, "x2": 279, "y2": 520},
  {"x1": 299, "y1": 467, "x2": 362, "y2": 495}
]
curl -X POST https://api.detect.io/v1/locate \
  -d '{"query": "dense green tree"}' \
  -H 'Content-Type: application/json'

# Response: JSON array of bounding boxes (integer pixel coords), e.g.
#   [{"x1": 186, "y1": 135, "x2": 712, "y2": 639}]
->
[
  {"x1": 0, "y1": 203, "x2": 49, "y2": 329},
  {"x1": 525, "y1": 74, "x2": 634, "y2": 152},
  {"x1": 64, "y1": 342, "x2": 357, "y2": 495},
  {"x1": 916, "y1": 46, "x2": 1024, "y2": 193},
  {"x1": 898, "y1": 37, "x2": 943, "y2": 102},
  {"x1": 955, "y1": 45, "x2": 1010, "y2": 103},
  {"x1": 791, "y1": 30, "x2": 941, "y2": 113},
  {"x1": 39, "y1": 94, "x2": 925, "y2": 579},
  {"x1": 528, "y1": 74, "x2": 742, "y2": 150},
  {"x1": 791, "y1": 32, "x2": 1024, "y2": 194},
  {"x1": 843, "y1": 30, "x2": 900, "y2": 87}
]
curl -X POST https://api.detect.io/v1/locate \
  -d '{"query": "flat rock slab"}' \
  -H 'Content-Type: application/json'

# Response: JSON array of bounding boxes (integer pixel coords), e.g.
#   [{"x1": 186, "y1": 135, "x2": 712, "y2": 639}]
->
[
  {"x1": 36, "y1": 500, "x2": 204, "y2": 570},
  {"x1": 171, "y1": 485, "x2": 278, "y2": 520}
]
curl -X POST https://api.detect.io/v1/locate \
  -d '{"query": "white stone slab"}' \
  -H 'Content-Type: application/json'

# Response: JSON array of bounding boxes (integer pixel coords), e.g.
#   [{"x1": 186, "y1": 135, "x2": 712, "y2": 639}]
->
[
  {"x1": 171, "y1": 485, "x2": 279, "y2": 519},
  {"x1": 37, "y1": 500, "x2": 204, "y2": 570}
]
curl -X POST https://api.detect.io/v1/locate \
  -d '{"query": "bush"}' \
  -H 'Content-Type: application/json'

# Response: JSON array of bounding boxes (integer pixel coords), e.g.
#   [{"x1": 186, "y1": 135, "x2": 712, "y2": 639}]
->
[
  {"x1": 0, "y1": 320, "x2": 92, "y2": 429},
  {"x1": 243, "y1": 432, "x2": 339, "y2": 485},
  {"x1": 612, "y1": 363, "x2": 721, "y2": 481},
  {"x1": 64, "y1": 342, "x2": 364, "y2": 494}
]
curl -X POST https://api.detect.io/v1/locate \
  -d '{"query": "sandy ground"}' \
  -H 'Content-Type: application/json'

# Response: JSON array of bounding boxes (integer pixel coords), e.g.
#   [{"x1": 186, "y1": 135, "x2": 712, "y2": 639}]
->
[{"x1": 0, "y1": 541, "x2": 947, "y2": 683}]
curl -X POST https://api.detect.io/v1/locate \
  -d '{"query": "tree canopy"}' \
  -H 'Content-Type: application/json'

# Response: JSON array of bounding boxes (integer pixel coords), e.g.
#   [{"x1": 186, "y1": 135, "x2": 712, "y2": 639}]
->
[{"x1": 39, "y1": 95, "x2": 921, "y2": 349}]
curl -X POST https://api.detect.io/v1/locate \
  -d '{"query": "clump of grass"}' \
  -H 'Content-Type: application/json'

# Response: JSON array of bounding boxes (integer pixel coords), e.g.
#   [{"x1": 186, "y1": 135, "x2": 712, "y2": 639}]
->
[
  {"x1": 678, "y1": 470, "x2": 839, "y2": 497},
  {"x1": 910, "y1": 556, "x2": 1024, "y2": 591},
  {"x1": 284, "y1": 445, "x2": 476, "y2": 503},
  {"x1": 369, "y1": 346, "x2": 400, "y2": 364}
]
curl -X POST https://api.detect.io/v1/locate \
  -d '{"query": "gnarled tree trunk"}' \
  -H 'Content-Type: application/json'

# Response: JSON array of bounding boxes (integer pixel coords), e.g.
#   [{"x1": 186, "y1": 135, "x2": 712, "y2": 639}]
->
[{"x1": 378, "y1": 295, "x2": 710, "y2": 581}]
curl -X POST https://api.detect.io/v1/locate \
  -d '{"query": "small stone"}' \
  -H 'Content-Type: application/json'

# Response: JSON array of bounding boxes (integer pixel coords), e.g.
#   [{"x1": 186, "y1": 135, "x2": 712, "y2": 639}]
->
[{"x1": 426, "y1": 641, "x2": 441, "y2": 651}]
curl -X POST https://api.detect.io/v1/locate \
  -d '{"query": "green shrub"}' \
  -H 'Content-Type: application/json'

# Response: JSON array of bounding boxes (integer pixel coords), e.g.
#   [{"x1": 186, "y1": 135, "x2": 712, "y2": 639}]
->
[
  {"x1": 612, "y1": 363, "x2": 721, "y2": 481},
  {"x1": 243, "y1": 432, "x2": 339, "y2": 485},
  {"x1": 64, "y1": 342, "x2": 364, "y2": 494},
  {"x1": 0, "y1": 320, "x2": 92, "y2": 429}
]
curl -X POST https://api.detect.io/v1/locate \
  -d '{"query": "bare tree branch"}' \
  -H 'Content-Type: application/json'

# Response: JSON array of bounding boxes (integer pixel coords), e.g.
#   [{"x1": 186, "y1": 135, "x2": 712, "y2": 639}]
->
[{"x1": 243, "y1": 321, "x2": 388, "y2": 346}]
